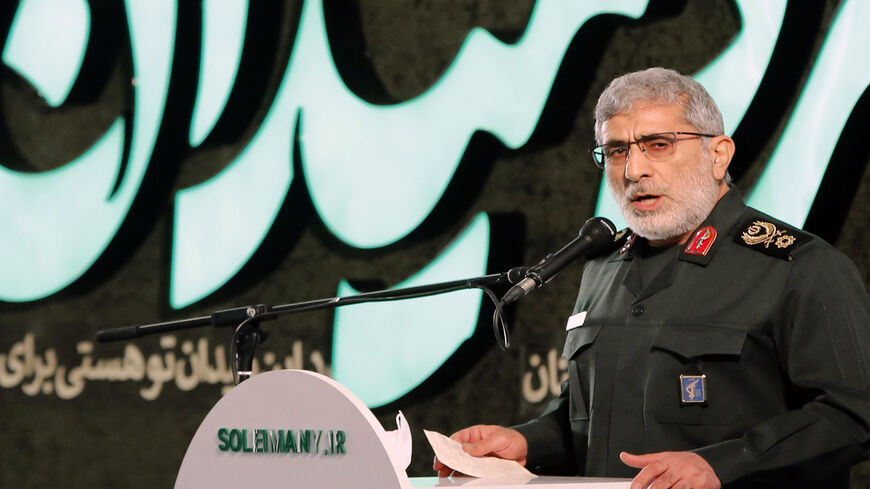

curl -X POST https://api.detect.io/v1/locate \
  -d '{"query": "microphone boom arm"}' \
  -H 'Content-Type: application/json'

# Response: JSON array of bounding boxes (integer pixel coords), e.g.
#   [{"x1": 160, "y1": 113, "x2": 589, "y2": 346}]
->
[{"x1": 96, "y1": 269, "x2": 525, "y2": 342}]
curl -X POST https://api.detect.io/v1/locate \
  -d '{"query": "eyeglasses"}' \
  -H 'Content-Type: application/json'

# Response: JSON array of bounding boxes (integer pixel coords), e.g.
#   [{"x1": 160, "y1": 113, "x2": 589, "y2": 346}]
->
[{"x1": 591, "y1": 131, "x2": 716, "y2": 169}]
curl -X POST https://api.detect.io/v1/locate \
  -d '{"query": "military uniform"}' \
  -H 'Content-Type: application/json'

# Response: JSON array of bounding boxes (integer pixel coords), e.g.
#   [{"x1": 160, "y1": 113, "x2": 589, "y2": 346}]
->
[{"x1": 515, "y1": 188, "x2": 870, "y2": 488}]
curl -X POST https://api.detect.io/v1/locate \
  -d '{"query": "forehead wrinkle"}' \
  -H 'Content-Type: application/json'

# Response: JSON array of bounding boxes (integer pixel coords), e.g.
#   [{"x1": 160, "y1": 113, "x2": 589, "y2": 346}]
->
[{"x1": 599, "y1": 102, "x2": 694, "y2": 144}]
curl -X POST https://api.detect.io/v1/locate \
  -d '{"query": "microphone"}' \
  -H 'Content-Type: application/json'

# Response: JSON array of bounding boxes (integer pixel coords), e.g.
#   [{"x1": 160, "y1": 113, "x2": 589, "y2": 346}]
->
[
  {"x1": 505, "y1": 266, "x2": 529, "y2": 284},
  {"x1": 501, "y1": 217, "x2": 616, "y2": 305}
]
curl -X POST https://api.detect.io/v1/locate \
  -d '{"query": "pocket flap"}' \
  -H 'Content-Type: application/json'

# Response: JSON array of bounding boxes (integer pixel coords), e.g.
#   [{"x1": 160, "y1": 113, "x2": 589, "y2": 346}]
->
[
  {"x1": 562, "y1": 324, "x2": 603, "y2": 359},
  {"x1": 652, "y1": 325, "x2": 746, "y2": 359}
]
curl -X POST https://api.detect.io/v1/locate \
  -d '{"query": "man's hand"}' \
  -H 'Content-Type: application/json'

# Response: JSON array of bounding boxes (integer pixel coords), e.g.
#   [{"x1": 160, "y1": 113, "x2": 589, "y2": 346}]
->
[
  {"x1": 620, "y1": 451, "x2": 721, "y2": 489},
  {"x1": 432, "y1": 425, "x2": 529, "y2": 477}
]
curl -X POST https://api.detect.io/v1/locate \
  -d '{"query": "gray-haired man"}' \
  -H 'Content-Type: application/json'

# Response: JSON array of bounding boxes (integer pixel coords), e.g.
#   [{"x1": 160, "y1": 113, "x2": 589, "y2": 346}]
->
[{"x1": 435, "y1": 68, "x2": 870, "y2": 489}]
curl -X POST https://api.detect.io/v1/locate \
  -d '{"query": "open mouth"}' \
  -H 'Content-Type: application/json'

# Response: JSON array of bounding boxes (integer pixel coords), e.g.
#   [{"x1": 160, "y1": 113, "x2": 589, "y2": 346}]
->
[{"x1": 630, "y1": 193, "x2": 662, "y2": 211}]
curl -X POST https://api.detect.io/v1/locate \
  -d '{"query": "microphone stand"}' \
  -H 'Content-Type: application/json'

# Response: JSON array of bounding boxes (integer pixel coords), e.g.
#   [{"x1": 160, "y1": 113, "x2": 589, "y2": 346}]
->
[{"x1": 96, "y1": 269, "x2": 523, "y2": 384}]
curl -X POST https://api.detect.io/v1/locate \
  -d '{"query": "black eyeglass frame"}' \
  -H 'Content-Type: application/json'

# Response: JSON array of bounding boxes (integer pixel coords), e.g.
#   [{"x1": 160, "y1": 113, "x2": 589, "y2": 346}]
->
[{"x1": 590, "y1": 131, "x2": 718, "y2": 169}]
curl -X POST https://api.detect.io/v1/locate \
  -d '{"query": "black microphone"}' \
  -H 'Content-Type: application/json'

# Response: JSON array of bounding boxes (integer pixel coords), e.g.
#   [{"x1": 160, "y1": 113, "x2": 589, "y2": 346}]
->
[{"x1": 501, "y1": 217, "x2": 616, "y2": 305}]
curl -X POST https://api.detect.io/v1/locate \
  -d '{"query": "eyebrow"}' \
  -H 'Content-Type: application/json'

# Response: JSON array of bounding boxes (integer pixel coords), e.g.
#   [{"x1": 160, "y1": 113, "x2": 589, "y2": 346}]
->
[
  {"x1": 602, "y1": 138, "x2": 629, "y2": 146},
  {"x1": 603, "y1": 132, "x2": 671, "y2": 145}
]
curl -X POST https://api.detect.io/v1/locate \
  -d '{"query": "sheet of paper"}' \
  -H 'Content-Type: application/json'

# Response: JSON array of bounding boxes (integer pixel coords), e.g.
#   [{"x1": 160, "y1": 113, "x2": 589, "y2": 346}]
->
[
  {"x1": 424, "y1": 429, "x2": 536, "y2": 480},
  {"x1": 383, "y1": 411, "x2": 413, "y2": 471}
]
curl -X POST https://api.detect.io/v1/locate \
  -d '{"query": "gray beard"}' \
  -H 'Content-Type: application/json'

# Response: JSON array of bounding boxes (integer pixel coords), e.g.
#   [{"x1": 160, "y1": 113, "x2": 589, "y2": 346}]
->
[{"x1": 608, "y1": 159, "x2": 721, "y2": 242}]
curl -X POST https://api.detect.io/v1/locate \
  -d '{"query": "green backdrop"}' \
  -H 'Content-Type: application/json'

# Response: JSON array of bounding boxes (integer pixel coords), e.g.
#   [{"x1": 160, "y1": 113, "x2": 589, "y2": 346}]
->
[{"x1": 1, "y1": 1, "x2": 869, "y2": 487}]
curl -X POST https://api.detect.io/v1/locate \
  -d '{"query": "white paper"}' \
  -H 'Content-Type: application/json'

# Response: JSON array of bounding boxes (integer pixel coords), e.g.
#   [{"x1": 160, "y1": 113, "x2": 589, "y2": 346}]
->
[
  {"x1": 424, "y1": 429, "x2": 536, "y2": 480},
  {"x1": 383, "y1": 411, "x2": 413, "y2": 471}
]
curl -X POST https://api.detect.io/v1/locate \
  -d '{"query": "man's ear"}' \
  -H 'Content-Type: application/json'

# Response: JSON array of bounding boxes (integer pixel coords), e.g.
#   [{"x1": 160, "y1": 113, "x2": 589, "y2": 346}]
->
[{"x1": 709, "y1": 135, "x2": 735, "y2": 180}]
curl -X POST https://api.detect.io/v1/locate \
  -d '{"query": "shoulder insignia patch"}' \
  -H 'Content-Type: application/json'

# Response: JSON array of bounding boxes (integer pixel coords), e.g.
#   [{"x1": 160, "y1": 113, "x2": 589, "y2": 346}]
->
[
  {"x1": 684, "y1": 226, "x2": 717, "y2": 256},
  {"x1": 734, "y1": 218, "x2": 811, "y2": 260},
  {"x1": 596, "y1": 228, "x2": 633, "y2": 260},
  {"x1": 618, "y1": 231, "x2": 637, "y2": 255}
]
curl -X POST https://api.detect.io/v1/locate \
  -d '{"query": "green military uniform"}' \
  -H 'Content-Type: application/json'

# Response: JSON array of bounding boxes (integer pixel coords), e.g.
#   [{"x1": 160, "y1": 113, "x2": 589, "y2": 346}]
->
[{"x1": 515, "y1": 188, "x2": 870, "y2": 488}]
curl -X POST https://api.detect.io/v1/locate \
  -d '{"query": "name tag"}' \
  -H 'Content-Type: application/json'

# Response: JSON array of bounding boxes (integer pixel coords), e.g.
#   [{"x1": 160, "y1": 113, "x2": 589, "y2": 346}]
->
[{"x1": 566, "y1": 311, "x2": 587, "y2": 331}]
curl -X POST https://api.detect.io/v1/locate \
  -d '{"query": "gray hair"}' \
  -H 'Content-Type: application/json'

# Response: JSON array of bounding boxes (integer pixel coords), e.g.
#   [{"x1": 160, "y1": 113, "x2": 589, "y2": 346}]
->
[{"x1": 593, "y1": 67, "x2": 724, "y2": 144}]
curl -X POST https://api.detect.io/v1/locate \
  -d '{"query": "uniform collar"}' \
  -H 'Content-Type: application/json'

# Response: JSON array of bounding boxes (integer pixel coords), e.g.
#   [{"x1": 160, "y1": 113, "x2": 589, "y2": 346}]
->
[{"x1": 609, "y1": 186, "x2": 747, "y2": 266}]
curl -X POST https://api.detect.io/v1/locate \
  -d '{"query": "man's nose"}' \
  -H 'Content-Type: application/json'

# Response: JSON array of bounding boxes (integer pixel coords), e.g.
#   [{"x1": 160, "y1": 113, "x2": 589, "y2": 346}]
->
[{"x1": 624, "y1": 143, "x2": 654, "y2": 181}]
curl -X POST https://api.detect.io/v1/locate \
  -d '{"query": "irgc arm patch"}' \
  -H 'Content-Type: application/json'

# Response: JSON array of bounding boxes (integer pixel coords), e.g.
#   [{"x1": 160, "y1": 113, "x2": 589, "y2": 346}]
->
[{"x1": 733, "y1": 216, "x2": 812, "y2": 260}]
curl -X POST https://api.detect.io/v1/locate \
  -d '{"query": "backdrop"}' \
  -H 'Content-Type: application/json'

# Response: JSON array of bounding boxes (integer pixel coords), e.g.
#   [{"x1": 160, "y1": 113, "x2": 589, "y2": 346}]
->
[{"x1": 1, "y1": 0, "x2": 869, "y2": 487}]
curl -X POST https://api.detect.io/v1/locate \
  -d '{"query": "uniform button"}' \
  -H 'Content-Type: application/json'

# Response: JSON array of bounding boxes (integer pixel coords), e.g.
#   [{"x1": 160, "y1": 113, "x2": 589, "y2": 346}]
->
[{"x1": 631, "y1": 304, "x2": 645, "y2": 317}]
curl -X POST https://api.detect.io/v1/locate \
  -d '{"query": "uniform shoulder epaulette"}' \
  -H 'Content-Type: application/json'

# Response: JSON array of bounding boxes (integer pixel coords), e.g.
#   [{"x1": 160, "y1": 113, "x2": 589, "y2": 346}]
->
[{"x1": 732, "y1": 214, "x2": 813, "y2": 260}]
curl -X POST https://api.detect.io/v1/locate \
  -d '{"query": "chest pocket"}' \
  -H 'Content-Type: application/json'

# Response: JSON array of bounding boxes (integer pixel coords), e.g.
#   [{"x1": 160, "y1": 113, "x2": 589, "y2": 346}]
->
[
  {"x1": 562, "y1": 324, "x2": 603, "y2": 360},
  {"x1": 562, "y1": 324, "x2": 603, "y2": 422},
  {"x1": 652, "y1": 325, "x2": 746, "y2": 359},
  {"x1": 647, "y1": 325, "x2": 747, "y2": 426}
]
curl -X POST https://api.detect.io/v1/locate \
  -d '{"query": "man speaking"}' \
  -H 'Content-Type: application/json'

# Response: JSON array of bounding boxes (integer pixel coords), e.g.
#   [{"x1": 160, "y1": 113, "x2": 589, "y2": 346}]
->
[{"x1": 434, "y1": 68, "x2": 870, "y2": 488}]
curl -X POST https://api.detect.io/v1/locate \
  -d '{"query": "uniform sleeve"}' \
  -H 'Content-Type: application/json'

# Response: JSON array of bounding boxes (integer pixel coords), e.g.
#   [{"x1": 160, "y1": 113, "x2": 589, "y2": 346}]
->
[
  {"x1": 512, "y1": 381, "x2": 580, "y2": 475},
  {"x1": 694, "y1": 246, "x2": 870, "y2": 486}
]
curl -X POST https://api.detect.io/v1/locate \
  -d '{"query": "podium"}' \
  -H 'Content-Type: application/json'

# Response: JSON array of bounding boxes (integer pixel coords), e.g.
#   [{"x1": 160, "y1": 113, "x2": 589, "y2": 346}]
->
[{"x1": 174, "y1": 370, "x2": 630, "y2": 489}]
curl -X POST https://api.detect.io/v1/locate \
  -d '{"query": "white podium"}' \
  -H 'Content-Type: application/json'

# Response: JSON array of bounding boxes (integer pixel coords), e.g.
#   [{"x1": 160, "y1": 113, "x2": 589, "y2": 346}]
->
[{"x1": 174, "y1": 370, "x2": 630, "y2": 489}]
